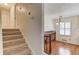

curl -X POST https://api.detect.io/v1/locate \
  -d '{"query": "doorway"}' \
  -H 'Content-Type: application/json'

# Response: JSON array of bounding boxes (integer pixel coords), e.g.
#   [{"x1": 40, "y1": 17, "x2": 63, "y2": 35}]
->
[{"x1": 0, "y1": 3, "x2": 16, "y2": 29}]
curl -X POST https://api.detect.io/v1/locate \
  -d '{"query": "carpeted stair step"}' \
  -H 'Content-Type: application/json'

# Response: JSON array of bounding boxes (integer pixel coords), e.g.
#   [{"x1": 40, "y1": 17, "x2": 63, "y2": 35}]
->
[
  {"x1": 3, "y1": 29, "x2": 32, "y2": 55},
  {"x1": 3, "y1": 38, "x2": 25, "y2": 48},
  {"x1": 3, "y1": 31, "x2": 21, "y2": 36},
  {"x1": 3, "y1": 35, "x2": 23, "y2": 41},
  {"x1": 3, "y1": 43, "x2": 29, "y2": 55}
]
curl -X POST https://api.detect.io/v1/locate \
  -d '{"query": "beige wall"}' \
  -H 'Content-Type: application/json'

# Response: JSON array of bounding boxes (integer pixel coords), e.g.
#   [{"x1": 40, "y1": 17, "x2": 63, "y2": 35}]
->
[
  {"x1": 44, "y1": 15, "x2": 56, "y2": 31},
  {"x1": 16, "y1": 4, "x2": 42, "y2": 54},
  {"x1": 0, "y1": 8, "x2": 3, "y2": 55}
]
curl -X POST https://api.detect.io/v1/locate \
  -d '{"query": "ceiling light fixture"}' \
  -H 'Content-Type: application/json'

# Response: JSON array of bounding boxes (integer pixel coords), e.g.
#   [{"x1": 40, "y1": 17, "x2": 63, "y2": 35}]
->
[{"x1": 56, "y1": 16, "x2": 62, "y2": 25}]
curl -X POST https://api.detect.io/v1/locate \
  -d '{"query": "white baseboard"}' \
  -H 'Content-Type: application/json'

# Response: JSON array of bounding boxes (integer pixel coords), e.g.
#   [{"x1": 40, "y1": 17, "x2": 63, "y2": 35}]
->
[
  {"x1": 0, "y1": 33, "x2": 3, "y2": 55},
  {"x1": 42, "y1": 52, "x2": 47, "y2": 55}
]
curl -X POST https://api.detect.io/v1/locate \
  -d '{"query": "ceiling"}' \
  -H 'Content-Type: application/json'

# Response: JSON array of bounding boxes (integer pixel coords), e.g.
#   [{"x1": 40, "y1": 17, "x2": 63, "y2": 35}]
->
[
  {"x1": 44, "y1": 3, "x2": 79, "y2": 16},
  {"x1": 44, "y1": 3, "x2": 62, "y2": 15},
  {"x1": 0, "y1": 3, "x2": 15, "y2": 10}
]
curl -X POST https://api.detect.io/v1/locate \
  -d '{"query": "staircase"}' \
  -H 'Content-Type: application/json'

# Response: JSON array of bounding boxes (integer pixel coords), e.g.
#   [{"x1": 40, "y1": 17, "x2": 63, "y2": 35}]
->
[{"x1": 2, "y1": 29, "x2": 32, "y2": 55}]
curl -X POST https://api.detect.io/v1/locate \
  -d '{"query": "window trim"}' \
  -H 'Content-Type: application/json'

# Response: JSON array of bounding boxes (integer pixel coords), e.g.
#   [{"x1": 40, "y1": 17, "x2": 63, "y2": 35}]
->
[{"x1": 59, "y1": 22, "x2": 72, "y2": 36}]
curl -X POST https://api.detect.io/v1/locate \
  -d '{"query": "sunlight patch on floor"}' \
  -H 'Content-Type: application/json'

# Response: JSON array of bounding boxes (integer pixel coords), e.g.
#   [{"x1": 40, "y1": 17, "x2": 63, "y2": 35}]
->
[{"x1": 58, "y1": 47, "x2": 71, "y2": 55}]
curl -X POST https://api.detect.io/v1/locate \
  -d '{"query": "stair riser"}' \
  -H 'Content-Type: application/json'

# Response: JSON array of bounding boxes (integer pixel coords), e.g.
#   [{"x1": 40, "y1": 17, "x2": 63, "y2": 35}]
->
[
  {"x1": 3, "y1": 35, "x2": 23, "y2": 41},
  {"x1": 15, "y1": 49, "x2": 32, "y2": 55},
  {"x1": 3, "y1": 44, "x2": 29, "y2": 55},
  {"x1": 3, "y1": 39, "x2": 25, "y2": 48},
  {"x1": 2, "y1": 29, "x2": 19, "y2": 32},
  {"x1": 3, "y1": 32, "x2": 21, "y2": 36},
  {"x1": 4, "y1": 47, "x2": 31, "y2": 55}
]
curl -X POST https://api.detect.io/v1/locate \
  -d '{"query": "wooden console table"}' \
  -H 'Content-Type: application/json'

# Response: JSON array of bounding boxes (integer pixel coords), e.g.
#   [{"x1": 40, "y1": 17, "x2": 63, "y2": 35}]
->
[{"x1": 44, "y1": 31, "x2": 56, "y2": 54}]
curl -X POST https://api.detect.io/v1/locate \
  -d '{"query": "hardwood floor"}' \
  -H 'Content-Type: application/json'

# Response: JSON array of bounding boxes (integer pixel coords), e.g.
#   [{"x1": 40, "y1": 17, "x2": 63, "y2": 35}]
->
[{"x1": 51, "y1": 41, "x2": 79, "y2": 55}]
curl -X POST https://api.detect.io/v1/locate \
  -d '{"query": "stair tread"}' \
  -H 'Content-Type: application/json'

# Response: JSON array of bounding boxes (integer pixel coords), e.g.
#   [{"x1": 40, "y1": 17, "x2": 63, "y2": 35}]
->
[
  {"x1": 3, "y1": 39, "x2": 25, "y2": 48},
  {"x1": 3, "y1": 35, "x2": 23, "y2": 41},
  {"x1": 4, "y1": 45, "x2": 31, "y2": 55},
  {"x1": 4, "y1": 43, "x2": 27, "y2": 51},
  {"x1": 3, "y1": 38, "x2": 24, "y2": 43},
  {"x1": 3, "y1": 38, "x2": 23, "y2": 42},
  {"x1": 3, "y1": 31, "x2": 21, "y2": 36},
  {"x1": 3, "y1": 34, "x2": 23, "y2": 37},
  {"x1": 15, "y1": 48, "x2": 32, "y2": 55}
]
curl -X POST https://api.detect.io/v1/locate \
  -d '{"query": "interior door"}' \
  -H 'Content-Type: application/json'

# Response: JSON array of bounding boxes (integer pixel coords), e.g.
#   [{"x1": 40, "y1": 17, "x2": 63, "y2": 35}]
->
[
  {"x1": 1, "y1": 6, "x2": 16, "y2": 29},
  {"x1": 2, "y1": 9, "x2": 11, "y2": 29}
]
